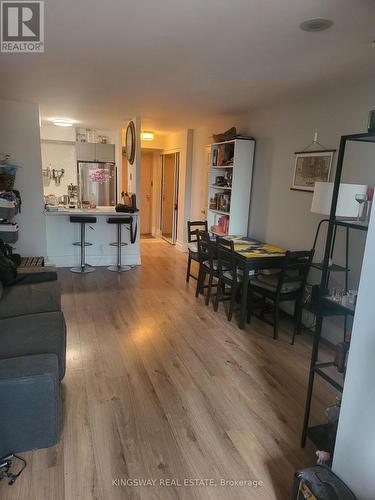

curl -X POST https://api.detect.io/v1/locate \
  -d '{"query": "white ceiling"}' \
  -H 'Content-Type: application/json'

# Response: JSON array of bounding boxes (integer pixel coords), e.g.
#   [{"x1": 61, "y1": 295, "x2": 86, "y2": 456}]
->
[{"x1": 0, "y1": 0, "x2": 374, "y2": 130}]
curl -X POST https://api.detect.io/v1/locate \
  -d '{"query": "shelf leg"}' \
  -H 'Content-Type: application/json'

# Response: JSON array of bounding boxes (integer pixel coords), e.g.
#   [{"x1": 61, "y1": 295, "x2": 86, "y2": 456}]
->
[
  {"x1": 301, "y1": 315, "x2": 322, "y2": 447},
  {"x1": 345, "y1": 226, "x2": 349, "y2": 292}
]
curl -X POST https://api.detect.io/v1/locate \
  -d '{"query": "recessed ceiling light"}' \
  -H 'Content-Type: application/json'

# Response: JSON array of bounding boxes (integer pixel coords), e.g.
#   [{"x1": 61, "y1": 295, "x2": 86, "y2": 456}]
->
[
  {"x1": 51, "y1": 118, "x2": 76, "y2": 127},
  {"x1": 300, "y1": 18, "x2": 334, "y2": 32}
]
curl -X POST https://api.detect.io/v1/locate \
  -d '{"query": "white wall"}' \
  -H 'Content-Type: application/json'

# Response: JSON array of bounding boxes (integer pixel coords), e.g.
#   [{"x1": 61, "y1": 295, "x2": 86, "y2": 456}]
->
[
  {"x1": 244, "y1": 80, "x2": 375, "y2": 248},
  {"x1": 332, "y1": 199, "x2": 375, "y2": 499},
  {"x1": 40, "y1": 124, "x2": 76, "y2": 197},
  {"x1": 141, "y1": 133, "x2": 166, "y2": 151},
  {"x1": 0, "y1": 99, "x2": 46, "y2": 257},
  {"x1": 243, "y1": 78, "x2": 375, "y2": 343}
]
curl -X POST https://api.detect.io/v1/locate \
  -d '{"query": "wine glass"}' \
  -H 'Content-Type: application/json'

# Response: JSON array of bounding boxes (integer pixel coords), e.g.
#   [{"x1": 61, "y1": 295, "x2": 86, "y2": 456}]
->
[{"x1": 355, "y1": 193, "x2": 367, "y2": 221}]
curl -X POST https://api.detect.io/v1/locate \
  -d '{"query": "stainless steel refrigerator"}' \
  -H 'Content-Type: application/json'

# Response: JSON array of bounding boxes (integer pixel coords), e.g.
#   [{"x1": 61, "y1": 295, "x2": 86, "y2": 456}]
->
[{"x1": 78, "y1": 162, "x2": 117, "y2": 206}]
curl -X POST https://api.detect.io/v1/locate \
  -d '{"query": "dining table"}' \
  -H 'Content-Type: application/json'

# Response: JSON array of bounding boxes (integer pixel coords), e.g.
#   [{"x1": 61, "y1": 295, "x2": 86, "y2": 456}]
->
[{"x1": 226, "y1": 236, "x2": 286, "y2": 329}]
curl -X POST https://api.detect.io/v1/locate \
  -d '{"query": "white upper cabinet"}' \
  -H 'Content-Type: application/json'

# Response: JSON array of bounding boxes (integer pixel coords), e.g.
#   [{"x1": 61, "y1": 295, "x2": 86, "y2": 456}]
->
[
  {"x1": 76, "y1": 143, "x2": 115, "y2": 162},
  {"x1": 95, "y1": 144, "x2": 115, "y2": 162},
  {"x1": 76, "y1": 142, "x2": 95, "y2": 161}
]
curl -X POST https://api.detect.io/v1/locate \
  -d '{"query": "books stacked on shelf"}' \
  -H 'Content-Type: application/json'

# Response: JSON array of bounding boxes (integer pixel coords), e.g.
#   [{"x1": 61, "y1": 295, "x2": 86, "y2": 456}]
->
[
  {"x1": 210, "y1": 215, "x2": 229, "y2": 236},
  {"x1": 209, "y1": 192, "x2": 231, "y2": 213},
  {"x1": 212, "y1": 143, "x2": 234, "y2": 167},
  {"x1": 212, "y1": 170, "x2": 232, "y2": 187}
]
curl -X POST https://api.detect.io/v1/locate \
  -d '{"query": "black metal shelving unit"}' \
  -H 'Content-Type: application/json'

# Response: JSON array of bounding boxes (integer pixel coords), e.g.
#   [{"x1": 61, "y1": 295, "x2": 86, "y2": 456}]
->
[{"x1": 301, "y1": 131, "x2": 375, "y2": 454}]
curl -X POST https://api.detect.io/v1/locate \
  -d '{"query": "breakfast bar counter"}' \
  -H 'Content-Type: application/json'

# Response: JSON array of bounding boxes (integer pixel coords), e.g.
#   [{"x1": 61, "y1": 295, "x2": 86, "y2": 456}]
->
[
  {"x1": 45, "y1": 206, "x2": 134, "y2": 217},
  {"x1": 45, "y1": 206, "x2": 141, "y2": 268}
]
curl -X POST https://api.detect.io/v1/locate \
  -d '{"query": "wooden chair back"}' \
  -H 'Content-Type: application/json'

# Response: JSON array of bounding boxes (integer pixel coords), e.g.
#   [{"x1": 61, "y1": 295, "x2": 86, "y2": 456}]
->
[
  {"x1": 276, "y1": 249, "x2": 314, "y2": 295},
  {"x1": 187, "y1": 220, "x2": 208, "y2": 243},
  {"x1": 216, "y1": 237, "x2": 238, "y2": 285},
  {"x1": 196, "y1": 230, "x2": 216, "y2": 270}
]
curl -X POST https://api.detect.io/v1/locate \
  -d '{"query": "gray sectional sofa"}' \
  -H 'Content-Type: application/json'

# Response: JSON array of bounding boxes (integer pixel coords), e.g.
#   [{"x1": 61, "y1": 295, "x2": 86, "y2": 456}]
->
[{"x1": 0, "y1": 272, "x2": 66, "y2": 457}]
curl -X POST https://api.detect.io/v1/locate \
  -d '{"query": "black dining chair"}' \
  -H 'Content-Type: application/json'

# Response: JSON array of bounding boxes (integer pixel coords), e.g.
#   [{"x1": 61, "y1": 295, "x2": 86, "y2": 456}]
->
[
  {"x1": 186, "y1": 220, "x2": 208, "y2": 282},
  {"x1": 195, "y1": 230, "x2": 218, "y2": 305},
  {"x1": 213, "y1": 237, "x2": 243, "y2": 321},
  {"x1": 248, "y1": 249, "x2": 314, "y2": 344}
]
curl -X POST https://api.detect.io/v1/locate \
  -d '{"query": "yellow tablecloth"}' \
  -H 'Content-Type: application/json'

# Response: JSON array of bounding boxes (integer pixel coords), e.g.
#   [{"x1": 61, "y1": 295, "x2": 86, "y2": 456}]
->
[{"x1": 228, "y1": 236, "x2": 286, "y2": 259}]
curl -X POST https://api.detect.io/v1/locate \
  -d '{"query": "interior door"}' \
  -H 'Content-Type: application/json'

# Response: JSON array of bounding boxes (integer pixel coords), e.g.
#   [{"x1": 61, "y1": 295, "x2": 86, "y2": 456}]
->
[
  {"x1": 140, "y1": 151, "x2": 153, "y2": 234},
  {"x1": 161, "y1": 153, "x2": 179, "y2": 244}
]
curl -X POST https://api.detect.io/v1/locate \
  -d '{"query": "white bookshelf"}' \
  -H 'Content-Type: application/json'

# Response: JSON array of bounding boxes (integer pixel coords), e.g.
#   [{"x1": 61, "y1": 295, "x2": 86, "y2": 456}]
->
[{"x1": 207, "y1": 138, "x2": 255, "y2": 236}]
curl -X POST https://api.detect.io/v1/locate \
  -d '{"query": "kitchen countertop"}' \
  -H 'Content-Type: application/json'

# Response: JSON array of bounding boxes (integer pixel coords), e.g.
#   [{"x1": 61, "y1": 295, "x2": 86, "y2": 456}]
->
[{"x1": 45, "y1": 206, "x2": 139, "y2": 216}]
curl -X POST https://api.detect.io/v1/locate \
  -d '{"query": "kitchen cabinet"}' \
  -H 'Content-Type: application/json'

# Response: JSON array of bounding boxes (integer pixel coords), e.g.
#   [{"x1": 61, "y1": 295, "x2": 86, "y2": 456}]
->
[
  {"x1": 76, "y1": 143, "x2": 95, "y2": 161},
  {"x1": 76, "y1": 143, "x2": 115, "y2": 162},
  {"x1": 95, "y1": 143, "x2": 115, "y2": 162}
]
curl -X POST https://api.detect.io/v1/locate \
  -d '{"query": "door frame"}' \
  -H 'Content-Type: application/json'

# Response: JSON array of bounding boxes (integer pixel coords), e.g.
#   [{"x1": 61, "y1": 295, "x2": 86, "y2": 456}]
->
[{"x1": 160, "y1": 151, "x2": 180, "y2": 245}]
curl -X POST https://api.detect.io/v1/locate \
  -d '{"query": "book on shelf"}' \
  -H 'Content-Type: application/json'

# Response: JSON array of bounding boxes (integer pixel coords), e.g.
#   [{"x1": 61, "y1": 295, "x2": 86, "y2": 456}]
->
[
  {"x1": 209, "y1": 192, "x2": 231, "y2": 212},
  {"x1": 210, "y1": 214, "x2": 229, "y2": 236},
  {"x1": 212, "y1": 147, "x2": 218, "y2": 166},
  {"x1": 212, "y1": 143, "x2": 234, "y2": 167}
]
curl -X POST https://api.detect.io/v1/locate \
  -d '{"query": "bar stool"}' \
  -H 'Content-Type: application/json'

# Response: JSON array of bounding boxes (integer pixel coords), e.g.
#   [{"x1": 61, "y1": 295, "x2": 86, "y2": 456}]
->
[
  {"x1": 69, "y1": 216, "x2": 97, "y2": 273},
  {"x1": 107, "y1": 217, "x2": 133, "y2": 272}
]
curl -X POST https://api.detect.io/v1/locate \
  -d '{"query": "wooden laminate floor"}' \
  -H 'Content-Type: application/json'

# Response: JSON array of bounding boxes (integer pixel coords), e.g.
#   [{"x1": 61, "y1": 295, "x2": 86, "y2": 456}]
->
[{"x1": 0, "y1": 239, "x2": 335, "y2": 500}]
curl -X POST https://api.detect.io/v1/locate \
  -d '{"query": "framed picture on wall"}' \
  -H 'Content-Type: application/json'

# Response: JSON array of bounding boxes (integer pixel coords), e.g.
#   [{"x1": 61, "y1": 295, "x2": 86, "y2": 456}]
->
[{"x1": 291, "y1": 150, "x2": 335, "y2": 192}]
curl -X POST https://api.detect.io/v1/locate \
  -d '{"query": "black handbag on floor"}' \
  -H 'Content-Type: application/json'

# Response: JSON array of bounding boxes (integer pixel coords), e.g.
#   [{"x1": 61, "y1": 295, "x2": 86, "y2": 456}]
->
[{"x1": 292, "y1": 466, "x2": 356, "y2": 500}]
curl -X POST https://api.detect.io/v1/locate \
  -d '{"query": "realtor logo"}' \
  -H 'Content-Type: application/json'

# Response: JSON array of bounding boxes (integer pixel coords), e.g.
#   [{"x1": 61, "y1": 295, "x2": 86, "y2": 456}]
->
[{"x1": 1, "y1": 1, "x2": 44, "y2": 52}]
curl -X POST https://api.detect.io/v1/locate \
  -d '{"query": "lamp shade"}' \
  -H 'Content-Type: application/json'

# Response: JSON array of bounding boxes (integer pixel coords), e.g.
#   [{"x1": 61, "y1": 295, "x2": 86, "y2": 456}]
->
[{"x1": 311, "y1": 182, "x2": 368, "y2": 217}]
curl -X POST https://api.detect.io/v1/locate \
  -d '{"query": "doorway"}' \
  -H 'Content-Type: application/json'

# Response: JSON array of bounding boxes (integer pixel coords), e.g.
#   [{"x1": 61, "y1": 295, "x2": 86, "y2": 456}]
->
[
  {"x1": 140, "y1": 151, "x2": 154, "y2": 235},
  {"x1": 161, "y1": 152, "x2": 179, "y2": 244}
]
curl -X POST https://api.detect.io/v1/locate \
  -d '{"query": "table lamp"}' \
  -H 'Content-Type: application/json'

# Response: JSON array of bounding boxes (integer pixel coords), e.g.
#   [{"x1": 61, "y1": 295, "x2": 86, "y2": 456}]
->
[
  {"x1": 311, "y1": 182, "x2": 369, "y2": 256},
  {"x1": 311, "y1": 182, "x2": 368, "y2": 218}
]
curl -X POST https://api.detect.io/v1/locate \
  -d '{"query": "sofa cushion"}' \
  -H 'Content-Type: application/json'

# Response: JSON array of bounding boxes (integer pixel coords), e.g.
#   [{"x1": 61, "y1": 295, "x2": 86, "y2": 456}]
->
[
  {"x1": 0, "y1": 280, "x2": 61, "y2": 319},
  {"x1": 0, "y1": 354, "x2": 60, "y2": 456},
  {"x1": 0, "y1": 311, "x2": 66, "y2": 380},
  {"x1": 0, "y1": 353, "x2": 58, "y2": 380}
]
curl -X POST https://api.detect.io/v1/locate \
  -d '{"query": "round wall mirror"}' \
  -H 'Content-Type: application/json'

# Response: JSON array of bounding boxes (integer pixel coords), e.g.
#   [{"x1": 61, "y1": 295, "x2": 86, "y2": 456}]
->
[{"x1": 126, "y1": 121, "x2": 136, "y2": 165}]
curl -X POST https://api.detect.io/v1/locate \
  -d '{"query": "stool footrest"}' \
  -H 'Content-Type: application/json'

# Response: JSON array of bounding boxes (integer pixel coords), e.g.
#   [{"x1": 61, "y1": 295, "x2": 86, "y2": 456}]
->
[
  {"x1": 109, "y1": 242, "x2": 127, "y2": 247},
  {"x1": 70, "y1": 265, "x2": 95, "y2": 274},
  {"x1": 107, "y1": 265, "x2": 132, "y2": 272},
  {"x1": 72, "y1": 242, "x2": 93, "y2": 247}
]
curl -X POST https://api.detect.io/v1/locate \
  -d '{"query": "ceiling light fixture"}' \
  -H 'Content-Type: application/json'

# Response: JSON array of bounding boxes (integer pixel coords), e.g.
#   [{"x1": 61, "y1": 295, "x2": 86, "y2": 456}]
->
[
  {"x1": 141, "y1": 131, "x2": 154, "y2": 141},
  {"x1": 300, "y1": 18, "x2": 334, "y2": 32},
  {"x1": 51, "y1": 118, "x2": 75, "y2": 127}
]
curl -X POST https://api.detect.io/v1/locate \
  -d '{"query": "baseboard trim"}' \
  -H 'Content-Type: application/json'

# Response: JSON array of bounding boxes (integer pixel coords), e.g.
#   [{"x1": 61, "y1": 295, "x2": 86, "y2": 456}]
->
[
  {"x1": 45, "y1": 254, "x2": 142, "y2": 268},
  {"x1": 175, "y1": 240, "x2": 187, "y2": 252}
]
